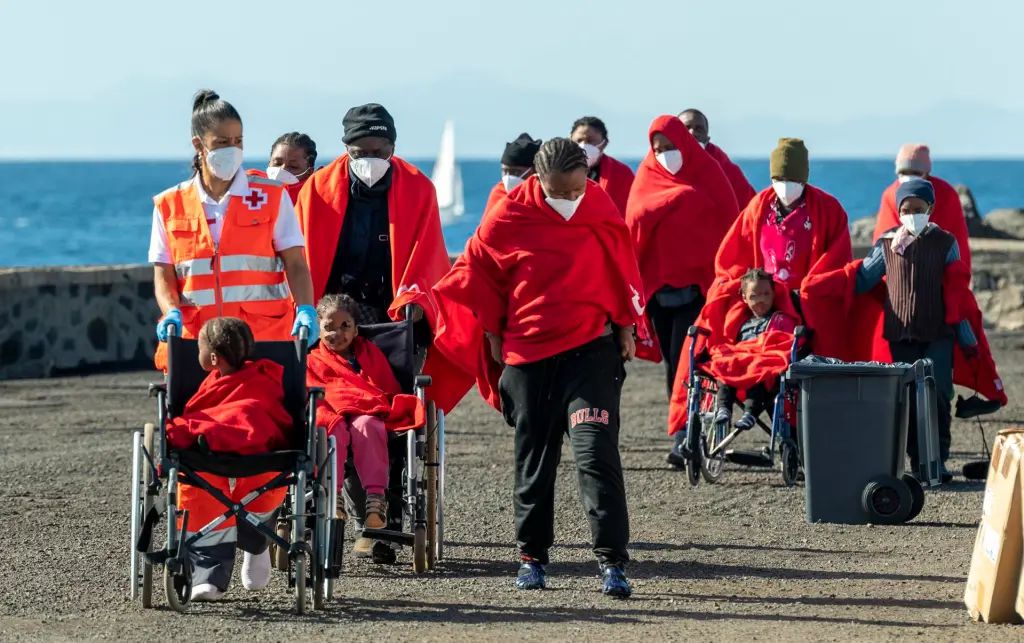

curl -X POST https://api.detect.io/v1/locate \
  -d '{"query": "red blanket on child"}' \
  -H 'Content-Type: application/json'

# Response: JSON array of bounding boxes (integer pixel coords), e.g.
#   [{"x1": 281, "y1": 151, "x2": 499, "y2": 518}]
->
[
  {"x1": 433, "y1": 175, "x2": 658, "y2": 410},
  {"x1": 712, "y1": 185, "x2": 852, "y2": 358},
  {"x1": 167, "y1": 359, "x2": 292, "y2": 454},
  {"x1": 666, "y1": 281, "x2": 801, "y2": 434},
  {"x1": 296, "y1": 155, "x2": 475, "y2": 413},
  {"x1": 801, "y1": 259, "x2": 1007, "y2": 406},
  {"x1": 626, "y1": 115, "x2": 739, "y2": 300},
  {"x1": 307, "y1": 339, "x2": 425, "y2": 433}
]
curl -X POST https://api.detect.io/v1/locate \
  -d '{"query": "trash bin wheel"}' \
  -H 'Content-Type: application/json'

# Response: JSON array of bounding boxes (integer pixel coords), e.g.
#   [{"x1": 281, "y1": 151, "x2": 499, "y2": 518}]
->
[
  {"x1": 860, "y1": 475, "x2": 912, "y2": 524},
  {"x1": 901, "y1": 474, "x2": 925, "y2": 522},
  {"x1": 780, "y1": 440, "x2": 800, "y2": 487}
]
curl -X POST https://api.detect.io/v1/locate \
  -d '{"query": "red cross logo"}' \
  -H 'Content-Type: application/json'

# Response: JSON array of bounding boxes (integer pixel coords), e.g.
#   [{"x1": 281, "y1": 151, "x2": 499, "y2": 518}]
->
[{"x1": 243, "y1": 188, "x2": 268, "y2": 210}]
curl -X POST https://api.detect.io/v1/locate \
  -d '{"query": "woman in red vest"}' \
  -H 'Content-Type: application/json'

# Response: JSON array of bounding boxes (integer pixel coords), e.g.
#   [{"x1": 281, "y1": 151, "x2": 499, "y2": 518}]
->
[{"x1": 149, "y1": 90, "x2": 317, "y2": 363}]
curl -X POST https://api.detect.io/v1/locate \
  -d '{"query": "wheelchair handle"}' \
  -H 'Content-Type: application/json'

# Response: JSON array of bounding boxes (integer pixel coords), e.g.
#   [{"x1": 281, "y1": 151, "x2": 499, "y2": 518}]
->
[
  {"x1": 687, "y1": 325, "x2": 710, "y2": 338},
  {"x1": 294, "y1": 325, "x2": 309, "y2": 361}
]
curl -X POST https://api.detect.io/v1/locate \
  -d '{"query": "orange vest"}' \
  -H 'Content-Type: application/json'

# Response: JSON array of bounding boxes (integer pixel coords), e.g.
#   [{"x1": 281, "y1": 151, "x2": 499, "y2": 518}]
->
[{"x1": 153, "y1": 175, "x2": 294, "y2": 367}]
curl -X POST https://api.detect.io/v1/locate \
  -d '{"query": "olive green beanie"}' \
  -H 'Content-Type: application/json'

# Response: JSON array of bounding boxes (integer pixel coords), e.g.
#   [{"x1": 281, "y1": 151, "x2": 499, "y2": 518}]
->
[{"x1": 770, "y1": 138, "x2": 809, "y2": 183}]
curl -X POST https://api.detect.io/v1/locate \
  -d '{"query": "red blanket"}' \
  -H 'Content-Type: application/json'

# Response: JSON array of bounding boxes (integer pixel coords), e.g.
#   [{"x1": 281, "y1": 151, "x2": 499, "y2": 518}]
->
[
  {"x1": 433, "y1": 176, "x2": 657, "y2": 408},
  {"x1": 295, "y1": 155, "x2": 474, "y2": 413},
  {"x1": 626, "y1": 115, "x2": 739, "y2": 300},
  {"x1": 666, "y1": 280, "x2": 800, "y2": 433},
  {"x1": 706, "y1": 143, "x2": 756, "y2": 208},
  {"x1": 872, "y1": 176, "x2": 971, "y2": 271},
  {"x1": 307, "y1": 339, "x2": 424, "y2": 432},
  {"x1": 484, "y1": 182, "x2": 507, "y2": 214},
  {"x1": 597, "y1": 154, "x2": 635, "y2": 218},
  {"x1": 167, "y1": 359, "x2": 292, "y2": 454},
  {"x1": 802, "y1": 259, "x2": 1007, "y2": 406},
  {"x1": 713, "y1": 185, "x2": 852, "y2": 358}
]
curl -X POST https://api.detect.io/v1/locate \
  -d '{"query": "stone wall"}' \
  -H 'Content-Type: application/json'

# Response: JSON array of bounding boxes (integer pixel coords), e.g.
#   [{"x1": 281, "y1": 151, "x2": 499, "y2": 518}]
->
[{"x1": 0, "y1": 265, "x2": 158, "y2": 379}]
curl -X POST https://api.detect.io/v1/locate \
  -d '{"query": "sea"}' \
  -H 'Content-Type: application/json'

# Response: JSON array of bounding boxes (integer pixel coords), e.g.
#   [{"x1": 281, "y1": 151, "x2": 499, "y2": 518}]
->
[{"x1": 1, "y1": 159, "x2": 1022, "y2": 268}]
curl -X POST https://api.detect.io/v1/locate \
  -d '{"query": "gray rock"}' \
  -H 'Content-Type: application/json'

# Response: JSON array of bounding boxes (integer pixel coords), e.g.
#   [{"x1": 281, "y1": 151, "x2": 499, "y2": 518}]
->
[
  {"x1": 849, "y1": 216, "x2": 877, "y2": 246},
  {"x1": 983, "y1": 209, "x2": 1024, "y2": 240}
]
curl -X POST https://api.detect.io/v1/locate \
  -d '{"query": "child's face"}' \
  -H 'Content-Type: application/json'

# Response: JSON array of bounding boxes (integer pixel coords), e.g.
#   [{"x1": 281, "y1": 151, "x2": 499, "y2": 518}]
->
[
  {"x1": 742, "y1": 279, "x2": 775, "y2": 317},
  {"x1": 320, "y1": 308, "x2": 357, "y2": 354}
]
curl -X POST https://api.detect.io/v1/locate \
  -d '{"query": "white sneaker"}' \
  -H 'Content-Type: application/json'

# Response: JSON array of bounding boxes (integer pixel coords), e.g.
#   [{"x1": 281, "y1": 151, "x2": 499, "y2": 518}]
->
[
  {"x1": 190, "y1": 583, "x2": 225, "y2": 601},
  {"x1": 241, "y1": 549, "x2": 272, "y2": 590}
]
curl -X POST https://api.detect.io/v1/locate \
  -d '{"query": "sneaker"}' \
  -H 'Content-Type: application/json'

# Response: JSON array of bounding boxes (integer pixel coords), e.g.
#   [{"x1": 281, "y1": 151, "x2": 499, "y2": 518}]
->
[
  {"x1": 714, "y1": 407, "x2": 731, "y2": 425},
  {"x1": 353, "y1": 536, "x2": 373, "y2": 558},
  {"x1": 241, "y1": 549, "x2": 271, "y2": 590},
  {"x1": 364, "y1": 494, "x2": 387, "y2": 530},
  {"x1": 371, "y1": 541, "x2": 397, "y2": 565},
  {"x1": 735, "y1": 412, "x2": 757, "y2": 431},
  {"x1": 601, "y1": 564, "x2": 632, "y2": 599},
  {"x1": 955, "y1": 394, "x2": 1001, "y2": 419},
  {"x1": 515, "y1": 561, "x2": 546, "y2": 590},
  {"x1": 190, "y1": 583, "x2": 226, "y2": 601}
]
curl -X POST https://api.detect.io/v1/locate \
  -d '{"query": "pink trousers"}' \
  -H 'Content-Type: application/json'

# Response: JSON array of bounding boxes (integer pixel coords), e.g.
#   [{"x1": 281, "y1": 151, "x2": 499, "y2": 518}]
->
[{"x1": 328, "y1": 415, "x2": 389, "y2": 495}]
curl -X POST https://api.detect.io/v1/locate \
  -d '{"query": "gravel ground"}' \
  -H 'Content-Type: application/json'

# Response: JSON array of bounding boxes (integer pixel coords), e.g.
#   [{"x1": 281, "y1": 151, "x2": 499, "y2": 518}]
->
[{"x1": 2, "y1": 333, "x2": 1023, "y2": 641}]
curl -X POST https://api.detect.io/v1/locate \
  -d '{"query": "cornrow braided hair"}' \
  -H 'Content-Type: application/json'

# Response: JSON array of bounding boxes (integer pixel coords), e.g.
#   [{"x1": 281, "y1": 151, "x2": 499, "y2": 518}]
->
[
  {"x1": 534, "y1": 137, "x2": 589, "y2": 178},
  {"x1": 200, "y1": 317, "x2": 254, "y2": 369},
  {"x1": 316, "y1": 293, "x2": 361, "y2": 325},
  {"x1": 740, "y1": 267, "x2": 774, "y2": 293}
]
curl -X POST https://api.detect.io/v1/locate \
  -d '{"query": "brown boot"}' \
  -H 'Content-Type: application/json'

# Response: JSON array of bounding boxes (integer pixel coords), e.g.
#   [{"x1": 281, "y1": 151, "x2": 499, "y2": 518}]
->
[{"x1": 364, "y1": 494, "x2": 387, "y2": 530}]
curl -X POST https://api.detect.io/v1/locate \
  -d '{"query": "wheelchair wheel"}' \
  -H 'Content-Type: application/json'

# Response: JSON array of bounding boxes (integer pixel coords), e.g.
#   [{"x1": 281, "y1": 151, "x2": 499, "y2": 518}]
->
[
  {"x1": 425, "y1": 402, "x2": 438, "y2": 570},
  {"x1": 902, "y1": 474, "x2": 926, "y2": 522},
  {"x1": 312, "y1": 426, "x2": 333, "y2": 609},
  {"x1": 435, "y1": 410, "x2": 446, "y2": 563},
  {"x1": 700, "y1": 415, "x2": 725, "y2": 484},
  {"x1": 413, "y1": 526, "x2": 427, "y2": 574},
  {"x1": 781, "y1": 440, "x2": 801, "y2": 487},
  {"x1": 141, "y1": 423, "x2": 155, "y2": 607},
  {"x1": 272, "y1": 519, "x2": 291, "y2": 571},
  {"x1": 684, "y1": 412, "x2": 702, "y2": 487},
  {"x1": 293, "y1": 551, "x2": 307, "y2": 615},
  {"x1": 164, "y1": 559, "x2": 190, "y2": 613}
]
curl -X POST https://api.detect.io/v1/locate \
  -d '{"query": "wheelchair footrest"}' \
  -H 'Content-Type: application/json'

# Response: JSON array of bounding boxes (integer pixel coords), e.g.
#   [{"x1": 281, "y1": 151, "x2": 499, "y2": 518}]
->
[
  {"x1": 361, "y1": 527, "x2": 415, "y2": 546},
  {"x1": 725, "y1": 449, "x2": 773, "y2": 468}
]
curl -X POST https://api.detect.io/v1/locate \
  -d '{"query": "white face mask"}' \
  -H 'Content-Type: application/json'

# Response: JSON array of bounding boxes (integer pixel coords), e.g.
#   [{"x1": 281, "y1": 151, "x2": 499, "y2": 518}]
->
[
  {"x1": 501, "y1": 174, "x2": 524, "y2": 192},
  {"x1": 899, "y1": 212, "x2": 931, "y2": 235},
  {"x1": 205, "y1": 146, "x2": 243, "y2": 181},
  {"x1": 266, "y1": 166, "x2": 299, "y2": 185},
  {"x1": 579, "y1": 142, "x2": 603, "y2": 168},
  {"x1": 350, "y1": 157, "x2": 391, "y2": 187},
  {"x1": 772, "y1": 180, "x2": 804, "y2": 206},
  {"x1": 545, "y1": 193, "x2": 585, "y2": 220},
  {"x1": 656, "y1": 149, "x2": 683, "y2": 174}
]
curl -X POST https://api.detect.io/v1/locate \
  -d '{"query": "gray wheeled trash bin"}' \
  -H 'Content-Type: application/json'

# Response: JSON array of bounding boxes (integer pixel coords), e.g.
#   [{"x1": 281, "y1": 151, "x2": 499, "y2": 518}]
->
[{"x1": 787, "y1": 357, "x2": 941, "y2": 524}]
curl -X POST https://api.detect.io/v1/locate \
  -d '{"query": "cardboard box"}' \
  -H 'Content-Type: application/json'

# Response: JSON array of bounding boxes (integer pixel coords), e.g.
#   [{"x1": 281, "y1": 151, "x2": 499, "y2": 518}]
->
[{"x1": 965, "y1": 429, "x2": 1024, "y2": 623}]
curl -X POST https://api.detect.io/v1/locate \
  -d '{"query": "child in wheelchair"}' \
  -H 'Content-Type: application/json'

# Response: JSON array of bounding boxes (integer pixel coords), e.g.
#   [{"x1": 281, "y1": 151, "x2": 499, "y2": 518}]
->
[
  {"x1": 170, "y1": 317, "x2": 293, "y2": 602},
  {"x1": 713, "y1": 269, "x2": 800, "y2": 431},
  {"x1": 307, "y1": 294, "x2": 423, "y2": 541}
]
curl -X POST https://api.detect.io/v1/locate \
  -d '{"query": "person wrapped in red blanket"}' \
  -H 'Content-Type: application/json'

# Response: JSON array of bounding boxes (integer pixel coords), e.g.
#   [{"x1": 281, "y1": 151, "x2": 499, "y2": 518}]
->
[
  {"x1": 626, "y1": 114, "x2": 739, "y2": 398},
  {"x1": 570, "y1": 116, "x2": 635, "y2": 217},
  {"x1": 307, "y1": 294, "x2": 426, "y2": 543},
  {"x1": 678, "y1": 108, "x2": 757, "y2": 208},
  {"x1": 295, "y1": 103, "x2": 474, "y2": 414},
  {"x1": 706, "y1": 269, "x2": 801, "y2": 431},
  {"x1": 804, "y1": 178, "x2": 1005, "y2": 482},
  {"x1": 871, "y1": 144, "x2": 971, "y2": 271},
  {"x1": 433, "y1": 138, "x2": 652, "y2": 598},
  {"x1": 167, "y1": 317, "x2": 292, "y2": 602},
  {"x1": 484, "y1": 132, "x2": 542, "y2": 214}
]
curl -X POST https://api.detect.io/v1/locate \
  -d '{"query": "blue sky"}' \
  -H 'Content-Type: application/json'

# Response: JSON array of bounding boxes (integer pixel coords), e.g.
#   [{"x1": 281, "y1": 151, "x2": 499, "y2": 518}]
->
[{"x1": 1, "y1": 0, "x2": 1021, "y2": 160}]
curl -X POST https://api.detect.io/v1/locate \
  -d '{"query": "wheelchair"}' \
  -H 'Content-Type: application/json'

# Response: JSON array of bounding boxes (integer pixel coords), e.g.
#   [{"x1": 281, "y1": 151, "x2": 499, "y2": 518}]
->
[
  {"x1": 337, "y1": 305, "x2": 447, "y2": 573},
  {"x1": 679, "y1": 324, "x2": 810, "y2": 487},
  {"x1": 129, "y1": 326, "x2": 340, "y2": 614}
]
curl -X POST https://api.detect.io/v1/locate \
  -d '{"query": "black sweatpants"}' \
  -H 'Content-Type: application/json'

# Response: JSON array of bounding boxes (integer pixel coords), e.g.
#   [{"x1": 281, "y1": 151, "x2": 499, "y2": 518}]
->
[
  {"x1": 716, "y1": 382, "x2": 774, "y2": 416},
  {"x1": 646, "y1": 295, "x2": 706, "y2": 397},
  {"x1": 889, "y1": 337, "x2": 954, "y2": 463},
  {"x1": 499, "y1": 336, "x2": 629, "y2": 566}
]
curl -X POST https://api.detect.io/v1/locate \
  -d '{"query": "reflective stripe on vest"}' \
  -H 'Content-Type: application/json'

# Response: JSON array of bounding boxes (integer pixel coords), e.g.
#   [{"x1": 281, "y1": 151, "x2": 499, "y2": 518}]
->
[
  {"x1": 181, "y1": 282, "x2": 291, "y2": 308},
  {"x1": 175, "y1": 254, "x2": 283, "y2": 280}
]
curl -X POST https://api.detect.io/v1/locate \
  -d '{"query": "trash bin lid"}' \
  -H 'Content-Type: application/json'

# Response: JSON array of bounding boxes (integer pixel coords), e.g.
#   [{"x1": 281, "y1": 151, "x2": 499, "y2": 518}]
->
[{"x1": 787, "y1": 355, "x2": 915, "y2": 380}]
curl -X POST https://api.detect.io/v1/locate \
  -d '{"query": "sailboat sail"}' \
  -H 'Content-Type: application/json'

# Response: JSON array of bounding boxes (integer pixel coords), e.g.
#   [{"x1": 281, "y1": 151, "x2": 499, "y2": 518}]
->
[{"x1": 432, "y1": 120, "x2": 465, "y2": 222}]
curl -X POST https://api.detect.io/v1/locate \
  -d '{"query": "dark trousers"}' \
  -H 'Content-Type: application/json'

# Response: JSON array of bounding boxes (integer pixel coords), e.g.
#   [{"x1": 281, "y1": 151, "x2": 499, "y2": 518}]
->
[
  {"x1": 889, "y1": 337, "x2": 954, "y2": 463},
  {"x1": 499, "y1": 336, "x2": 629, "y2": 566},
  {"x1": 647, "y1": 295, "x2": 705, "y2": 397},
  {"x1": 716, "y1": 382, "x2": 774, "y2": 416}
]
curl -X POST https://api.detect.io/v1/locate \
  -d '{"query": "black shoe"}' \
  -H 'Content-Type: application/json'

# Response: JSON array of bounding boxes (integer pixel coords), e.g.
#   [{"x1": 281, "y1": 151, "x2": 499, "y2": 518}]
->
[
  {"x1": 371, "y1": 541, "x2": 397, "y2": 564},
  {"x1": 666, "y1": 436, "x2": 686, "y2": 469},
  {"x1": 955, "y1": 395, "x2": 1002, "y2": 419},
  {"x1": 515, "y1": 561, "x2": 546, "y2": 590},
  {"x1": 601, "y1": 564, "x2": 632, "y2": 599}
]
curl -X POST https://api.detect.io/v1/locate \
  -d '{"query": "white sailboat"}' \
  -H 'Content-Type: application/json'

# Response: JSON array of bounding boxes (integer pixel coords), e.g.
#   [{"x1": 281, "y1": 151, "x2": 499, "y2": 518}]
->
[{"x1": 431, "y1": 119, "x2": 465, "y2": 224}]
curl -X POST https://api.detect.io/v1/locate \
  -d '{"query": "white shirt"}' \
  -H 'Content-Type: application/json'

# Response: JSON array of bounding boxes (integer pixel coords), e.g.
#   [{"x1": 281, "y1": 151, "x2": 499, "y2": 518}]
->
[{"x1": 148, "y1": 170, "x2": 305, "y2": 264}]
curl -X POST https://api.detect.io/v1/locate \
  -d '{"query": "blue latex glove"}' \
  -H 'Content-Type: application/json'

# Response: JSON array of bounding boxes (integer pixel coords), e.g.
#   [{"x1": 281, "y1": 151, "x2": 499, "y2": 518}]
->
[
  {"x1": 156, "y1": 308, "x2": 182, "y2": 342},
  {"x1": 292, "y1": 304, "x2": 319, "y2": 344}
]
